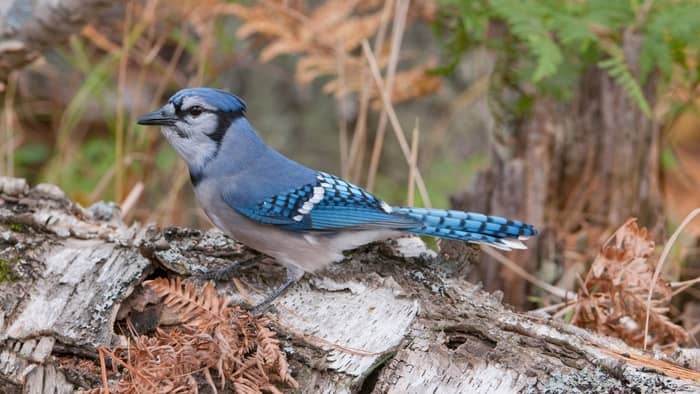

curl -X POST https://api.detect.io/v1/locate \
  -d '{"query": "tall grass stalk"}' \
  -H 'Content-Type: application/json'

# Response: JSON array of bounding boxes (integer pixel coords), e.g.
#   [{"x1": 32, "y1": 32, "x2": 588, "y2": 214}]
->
[
  {"x1": 1, "y1": 74, "x2": 18, "y2": 177},
  {"x1": 407, "y1": 120, "x2": 419, "y2": 206},
  {"x1": 361, "y1": 40, "x2": 432, "y2": 208},
  {"x1": 345, "y1": 0, "x2": 394, "y2": 183},
  {"x1": 335, "y1": 44, "x2": 349, "y2": 177},
  {"x1": 115, "y1": 1, "x2": 135, "y2": 201},
  {"x1": 366, "y1": 0, "x2": 409, "y2": 192}
]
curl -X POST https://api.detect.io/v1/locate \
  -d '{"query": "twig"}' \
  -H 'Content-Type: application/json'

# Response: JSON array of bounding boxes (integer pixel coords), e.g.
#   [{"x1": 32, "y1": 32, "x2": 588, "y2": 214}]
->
[
  {"x1": 151, "y1": 162, "x2": 189, "y2": 224},
  {"x1": 1, "y1": 72, "x2": 19, "y2": 177},
  {"x1": 346, "y1": 0, "x2": 394, "y2": 181},
  {"x1": 482, "y1": 246, "x2": 575, "y2": 300},
  {"x1": 261, "y1": 0, "x2": 310, "y2": 25},
  {"x1": 99, "y1": 347, "x2": 109, "y2": 394},
  {"x1": 125, "y1": 0, "x2": 163, "y2": 158},
  {"x1": 407, "y1": 120, "x2": 419, "y2": 206},
  {"x1": 644, "y1": 207, "x2": 700, "y2": 349},
  {"x1": 530, "y1": 299, "x2": 576, "y2": 315},
  {"x1": 120, "y1": 182, "x2": 144, "y2": 217},
  {"x1": 362, "y1": 40, "x2": 432, "y2": 208},
  {"x1": 114, "y1": 0, "x2": 133, "y2": 201},
  {"x1": 335, "y1": 43, "x2": 349, "y2": 177},
  {"x1": 552, "y1": 302, "x2": 577, "y2": 320},
  {"x1": 671, "y1": 276, "x2": 700, "y2": 296},
  {"x1": 366, "y1": 0, "x2": 410, "y2": 192}
]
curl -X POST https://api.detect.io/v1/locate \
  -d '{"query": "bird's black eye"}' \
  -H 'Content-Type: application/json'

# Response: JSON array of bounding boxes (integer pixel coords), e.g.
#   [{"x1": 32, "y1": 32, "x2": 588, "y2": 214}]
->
[{"x1": 189, "y1": 105, "x2": 203, "y2": 117}]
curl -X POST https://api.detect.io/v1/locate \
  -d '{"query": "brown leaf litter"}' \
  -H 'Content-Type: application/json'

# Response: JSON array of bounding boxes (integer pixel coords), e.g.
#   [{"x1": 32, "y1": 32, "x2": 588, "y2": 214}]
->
[{"x1": 87, "y1": 277, "x2": 297, "y2": 393}]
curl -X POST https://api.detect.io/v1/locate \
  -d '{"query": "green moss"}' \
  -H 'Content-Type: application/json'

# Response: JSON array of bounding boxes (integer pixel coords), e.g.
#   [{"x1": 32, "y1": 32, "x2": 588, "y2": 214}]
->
[
  {"x1": 0, "y1": 259, "x2": 15, "y2": 283},
  {"x1": 8, "y1": 223, "x2": 24, "y2": 233}
]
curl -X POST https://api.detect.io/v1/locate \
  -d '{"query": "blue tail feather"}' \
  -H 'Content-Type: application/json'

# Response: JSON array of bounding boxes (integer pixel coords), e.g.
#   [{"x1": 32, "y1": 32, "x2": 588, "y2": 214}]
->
[{"x1": 393, "y1": 207, "x2": 537, "y2": 250}]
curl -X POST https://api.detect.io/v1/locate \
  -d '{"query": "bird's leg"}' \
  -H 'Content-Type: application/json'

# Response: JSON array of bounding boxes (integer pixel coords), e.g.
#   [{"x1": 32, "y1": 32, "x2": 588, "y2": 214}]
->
[
  {"x1": 199, "y1": 256, "x2": 257, "y2": 281},
  {"x1": 251, "y1": 265, "x2": 304, "y2": 315}
]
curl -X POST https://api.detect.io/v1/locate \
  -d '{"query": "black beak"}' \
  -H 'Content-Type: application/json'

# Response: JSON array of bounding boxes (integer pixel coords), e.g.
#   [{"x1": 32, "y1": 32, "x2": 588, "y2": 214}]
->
[{"x1": 137, "y1": 109, "x2": 178, "y2": 126}]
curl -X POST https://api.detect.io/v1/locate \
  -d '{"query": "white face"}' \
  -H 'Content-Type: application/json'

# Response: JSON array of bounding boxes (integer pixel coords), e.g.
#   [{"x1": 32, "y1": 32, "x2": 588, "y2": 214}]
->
[{"x1": 159, "y1": 96, "x2": 223, "y2": 172}]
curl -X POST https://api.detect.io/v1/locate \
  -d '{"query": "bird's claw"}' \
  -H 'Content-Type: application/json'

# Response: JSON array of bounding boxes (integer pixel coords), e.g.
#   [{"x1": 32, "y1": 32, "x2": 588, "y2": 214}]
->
[{"x1": 198, "y1": 257, "x2": 257, "y2": 281}]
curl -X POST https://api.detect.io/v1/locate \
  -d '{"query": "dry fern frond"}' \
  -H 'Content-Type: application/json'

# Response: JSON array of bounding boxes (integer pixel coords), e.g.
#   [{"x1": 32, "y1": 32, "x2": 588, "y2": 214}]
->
[
  {"x1": 93, "y1": 278, "x2": 297, "y2": 393},
  {"x1": 570, "y1": 219, "x2": 689, "y2": 349},
  {"x1": 229, "y1": 0, "x2": 440, "y2": 103},
  {"x1": 146, "y1": 277, "x2": 229, "y2": 329},
  {"x1": 369, "y1": 65, "x2": 442, "y2": 109}
]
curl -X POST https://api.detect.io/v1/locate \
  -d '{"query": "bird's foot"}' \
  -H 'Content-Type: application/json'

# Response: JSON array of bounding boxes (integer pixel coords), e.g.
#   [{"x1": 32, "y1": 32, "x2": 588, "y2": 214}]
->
[
  {"x1": 198, "y1": 257, "x2": 257, "y2": 281},
  {"x1": 250, "y1": 265, "x2": 304, "y2": 316}
]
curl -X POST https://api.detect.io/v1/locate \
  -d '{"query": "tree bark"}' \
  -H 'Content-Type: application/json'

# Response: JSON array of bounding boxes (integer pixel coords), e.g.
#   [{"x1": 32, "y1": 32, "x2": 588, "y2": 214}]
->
[
  {"x1": 451, "y1": 32, "x2": 663, "y2": 308},
  {"x1": 0, "y1": 0, "x2": 115, "y2": 87},
  {"x1": 0, "y1": 176, "x2": 698, "y2": 393}
]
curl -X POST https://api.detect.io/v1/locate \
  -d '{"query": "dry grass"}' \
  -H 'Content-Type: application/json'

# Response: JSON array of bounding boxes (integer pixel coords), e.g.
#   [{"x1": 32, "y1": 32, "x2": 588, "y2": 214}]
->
[
  {"x1": 1, "y1": 0, "x2": 444, "y2": 227},
  {"x1": 227, "y1": 0, "x2": 441, "y2": 192}
]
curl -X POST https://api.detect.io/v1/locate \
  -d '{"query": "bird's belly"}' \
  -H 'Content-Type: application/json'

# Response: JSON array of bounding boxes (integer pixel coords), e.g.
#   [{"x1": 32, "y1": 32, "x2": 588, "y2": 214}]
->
[
  {"x1": 193, "y1": 180, "x2": 399, "y2": 272},
  {"x1": 193, "y1": 181, "x2": 342, "y2": 272}
]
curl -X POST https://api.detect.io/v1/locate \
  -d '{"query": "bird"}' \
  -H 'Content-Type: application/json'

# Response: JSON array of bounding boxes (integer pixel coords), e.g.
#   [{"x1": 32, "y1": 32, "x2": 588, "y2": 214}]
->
[{"x1": 137, "y1": 87, "x2": 538, "y2": 311}]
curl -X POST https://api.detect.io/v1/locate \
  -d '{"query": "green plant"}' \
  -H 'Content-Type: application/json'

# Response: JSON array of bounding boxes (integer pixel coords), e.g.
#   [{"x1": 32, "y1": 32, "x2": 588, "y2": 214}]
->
[
  {"x1": 0, "y1": 259, "x2": 14, "y2": 283},
  {"x1": 8, "y1": 223, "x2": 24, "y2": 233},
  {"x1": 435, "y1": 0, "x2": 700, "y2": 115},
  {"x1": 5, "y1": 0, "x2": 243, "y2": 222}
]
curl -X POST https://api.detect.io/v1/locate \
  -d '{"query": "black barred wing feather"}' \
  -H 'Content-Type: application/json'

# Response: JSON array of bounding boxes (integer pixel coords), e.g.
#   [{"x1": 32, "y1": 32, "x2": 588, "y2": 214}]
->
[{"x1": 232, "y1": 172, "x2": 419, "y2": 231}]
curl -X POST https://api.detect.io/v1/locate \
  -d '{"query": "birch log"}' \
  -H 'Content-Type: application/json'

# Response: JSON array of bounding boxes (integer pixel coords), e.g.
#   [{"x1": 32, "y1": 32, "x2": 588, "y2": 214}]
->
[{"x1": 0, "y1": 176, "x2": 699, "y2": 393}]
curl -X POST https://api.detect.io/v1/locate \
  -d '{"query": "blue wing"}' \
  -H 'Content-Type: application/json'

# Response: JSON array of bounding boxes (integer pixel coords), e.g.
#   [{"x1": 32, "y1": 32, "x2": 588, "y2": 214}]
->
[{"x1": 225, "y1": 172, "x2": 420, "y2": 231}]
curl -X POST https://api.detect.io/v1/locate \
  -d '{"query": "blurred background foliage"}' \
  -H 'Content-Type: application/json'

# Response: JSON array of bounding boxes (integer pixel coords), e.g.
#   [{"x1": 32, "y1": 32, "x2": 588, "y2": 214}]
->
[
  {"x1": 2, "y1": 0, "x2": 700, "y2": 340},
  {"x1": 1, "y1": 0, "x2": 697, "y2": 225},
  {"x1": 1, "y1": 0, "x2": 497, "y2": 227}
]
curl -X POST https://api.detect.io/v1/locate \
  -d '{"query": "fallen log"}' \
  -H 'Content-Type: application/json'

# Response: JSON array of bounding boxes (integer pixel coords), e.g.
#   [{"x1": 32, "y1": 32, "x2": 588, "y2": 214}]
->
[{"x1": 0, "y1": 176, "x2": 699, "y2": 393}]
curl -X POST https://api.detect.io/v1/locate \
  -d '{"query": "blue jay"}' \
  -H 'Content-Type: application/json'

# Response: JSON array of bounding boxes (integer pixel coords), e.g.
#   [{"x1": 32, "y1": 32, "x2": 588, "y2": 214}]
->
[{"x1": 137, "y1": 87, "x2": 537, "y2": 309}]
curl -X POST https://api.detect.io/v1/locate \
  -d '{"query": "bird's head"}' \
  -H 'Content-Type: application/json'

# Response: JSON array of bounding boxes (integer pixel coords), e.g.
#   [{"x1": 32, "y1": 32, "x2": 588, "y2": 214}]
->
[{"x1": 137, "y1": 87, "x2": 247, "y2": 172}]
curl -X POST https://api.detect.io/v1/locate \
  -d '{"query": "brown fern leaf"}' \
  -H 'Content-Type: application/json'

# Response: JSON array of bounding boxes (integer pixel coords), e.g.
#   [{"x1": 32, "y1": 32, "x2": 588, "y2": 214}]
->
[
  {"x1": 256, "y1": 323, "x2": 281, "y2": 362},
  {"x1": 331, "y1": 12, "x2": 386, "y2": 52},
  {"x1": 145, "y1": 277, "x2": 229, "y2": 329},
  {"x1": 571, "y1": 219, "x2": 689, "y2": 349},
  {"x1": 94, "y1": 279, "x2": 297, "y2": 393},
  {"x1": 253, "y1": 320, "x2": 298, "y2": 388},
  {"x1": 261, "y1": 385, "x2": 285, "y2": 394},
  {"x1": 369, "y1": 65, "x2": 442, "y2": 109},
  {"x1": 309, "y1": 0, "x2": 365, "y2": 29},
  {"x1": 230, "y1": 0, "x2": 440, "y2": 104},
  {"x1": 233, "y1": 376, "x2": 265, "y2": 394},
  {"x1": 110, "y1": 329, "x2": 202, "y2": 394}
]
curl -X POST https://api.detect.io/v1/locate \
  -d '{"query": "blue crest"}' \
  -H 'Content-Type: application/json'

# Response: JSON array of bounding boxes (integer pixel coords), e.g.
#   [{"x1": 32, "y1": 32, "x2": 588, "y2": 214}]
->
[{"x1": 168, "y1": 87, "x2": 247, "y2": 113}]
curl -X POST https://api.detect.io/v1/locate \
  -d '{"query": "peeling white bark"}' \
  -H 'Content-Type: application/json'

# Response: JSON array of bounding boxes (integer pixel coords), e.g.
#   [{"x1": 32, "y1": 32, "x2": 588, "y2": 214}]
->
[
  {"x1": 1, "y1": 176, "x2": 699, "y2": 393},
  {"x1": 279, "y1": 277, "x2": 419, "y2": 377}
]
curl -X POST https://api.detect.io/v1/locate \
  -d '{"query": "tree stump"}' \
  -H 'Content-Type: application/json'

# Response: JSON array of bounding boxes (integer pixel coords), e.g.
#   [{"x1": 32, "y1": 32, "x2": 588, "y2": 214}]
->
[{"x1": 451, "y1": 32, "x2": 663, "y2": 309}]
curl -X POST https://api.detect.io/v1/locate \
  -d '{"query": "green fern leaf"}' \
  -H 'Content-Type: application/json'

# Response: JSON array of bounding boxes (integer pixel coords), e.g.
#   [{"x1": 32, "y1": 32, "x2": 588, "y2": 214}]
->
[
  {"x1": 490, "y1": 0, "x2": 563, "y2": 81},
  {"x1": 528, "y1": 34, "x2": 563, "y2": 81},
  {"x1": 598, "y1": 56, "x2": 651, "y2": 118}
]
